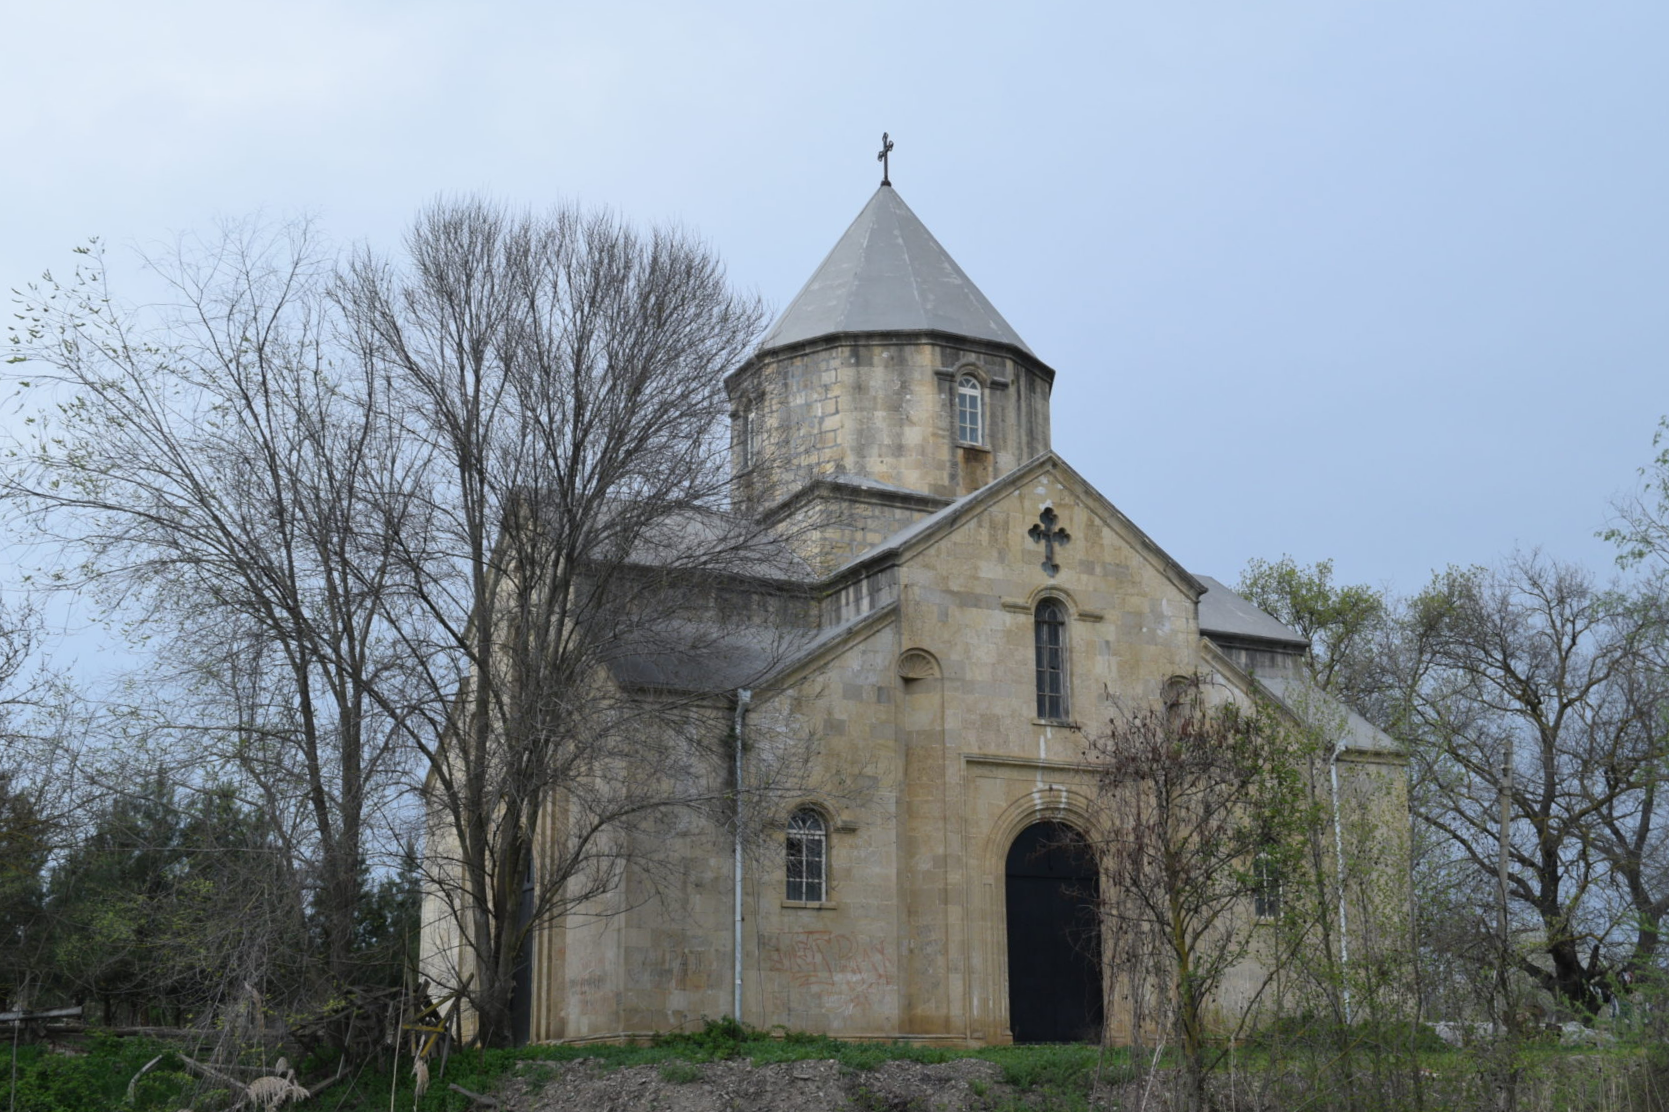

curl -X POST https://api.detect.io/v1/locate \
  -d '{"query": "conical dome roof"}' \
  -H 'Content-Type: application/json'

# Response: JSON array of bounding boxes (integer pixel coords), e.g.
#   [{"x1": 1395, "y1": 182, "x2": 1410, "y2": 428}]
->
[{"x1": 760, "y1": 186, "x2": 1032, "y2": 355}]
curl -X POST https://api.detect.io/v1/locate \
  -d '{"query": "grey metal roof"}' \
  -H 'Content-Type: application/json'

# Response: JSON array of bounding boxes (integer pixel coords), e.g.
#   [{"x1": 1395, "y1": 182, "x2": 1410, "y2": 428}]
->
[
  {"x1": 606, "y1": 603, "x2": 882, "y2": 693},
  {"x1": 1195, "y1": 575, "x2": 1309, "y2": 647},
  {"x1": 614, "y1": 505, "x2": 814, "y2": 581},
  {"x1": 824, "y1": 472, "x2": 930, "y2": 496},
  {"x1": 1257, "y1": 674, "x2": 1402, "y2": 755},
  {"x1": 607, "y1": 621, "x2": 820, "y2": 692},
  {"x1": 760, "y1": 186, "x2": 1032, "y2": 354}
]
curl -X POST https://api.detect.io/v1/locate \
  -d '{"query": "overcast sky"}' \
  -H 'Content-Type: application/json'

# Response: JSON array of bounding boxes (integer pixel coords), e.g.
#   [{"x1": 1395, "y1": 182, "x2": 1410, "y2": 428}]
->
[{"x1": 4, "y1": 0, "x2": 1666, "y2": 664}]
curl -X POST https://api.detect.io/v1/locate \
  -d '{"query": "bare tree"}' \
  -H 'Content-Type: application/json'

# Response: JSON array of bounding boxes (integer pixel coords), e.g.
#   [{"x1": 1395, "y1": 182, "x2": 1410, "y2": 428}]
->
[
  {"x1": 1402, "y1": 553, "x2": 1669, "y2": 1017},
  {"x1": 1086, "y1": 675, "x2": 1319, "y2": 1112},
  {"x1": 8, "y1": 199, "x2": 813, "y2": 1051},
  {"x1": 5, "y1": 223, "x2": 419, "y2": 1012},
  {"x1": 335, "y1": 198, "x2": 797, "y2": 1046}
]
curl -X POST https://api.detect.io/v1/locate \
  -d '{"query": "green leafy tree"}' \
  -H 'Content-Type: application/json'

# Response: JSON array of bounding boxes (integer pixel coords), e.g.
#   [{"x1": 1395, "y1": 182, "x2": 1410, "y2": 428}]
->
[
  {"x1": 1236, "y1": 556, "x2": 1389, "y2": 710},
  {"x1": 46, "y1": 776, "x2": 181, "y2": 1024},
  {"x1": 1604, "y1": 416, "x2": 1669, "y2": 571},
  {"x1": 47, "y1": 776, "x2": 302, "y2": 1026},
  {"x1": 0, "y1": 772, "x2": 48, "y2": 1008},
  {"x1": 349, "y1": 844, "x2": 422, "y2": 991}
]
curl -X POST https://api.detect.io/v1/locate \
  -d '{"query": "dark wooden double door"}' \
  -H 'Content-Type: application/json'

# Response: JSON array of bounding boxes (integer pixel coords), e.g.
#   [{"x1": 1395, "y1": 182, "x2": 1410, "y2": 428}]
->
[{"x1": 1004, "y1": 821, "x2": 1103, "y2": 1044}]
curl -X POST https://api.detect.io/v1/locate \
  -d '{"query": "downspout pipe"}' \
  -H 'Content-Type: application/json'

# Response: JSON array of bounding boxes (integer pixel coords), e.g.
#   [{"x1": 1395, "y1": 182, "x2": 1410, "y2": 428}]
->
[
  {"x1": 733, "y1": 688, "x2": 752, "y2": 1022},
  {"x1": 1329, "y1": 737, "x2": 1352, "y2": 1023}
]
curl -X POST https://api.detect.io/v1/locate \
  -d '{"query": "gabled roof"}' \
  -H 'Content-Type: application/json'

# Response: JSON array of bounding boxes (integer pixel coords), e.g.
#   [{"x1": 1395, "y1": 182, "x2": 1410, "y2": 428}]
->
[
  {"x1": 1256, "y1": 674, "x2": 1403, "y2": 757},
  {"x1": 606, "y1": 619, "x2": 821, "y2": 692},
  {"x1": 760, "y1": 186, "x2": 1033, "y2": 355},
  {"x1": 619, "y1": 504, "x2": 814, "y2": 581},
  {"x1": 1194, "y1": 575, "x2": 1309, "y2": 649}
]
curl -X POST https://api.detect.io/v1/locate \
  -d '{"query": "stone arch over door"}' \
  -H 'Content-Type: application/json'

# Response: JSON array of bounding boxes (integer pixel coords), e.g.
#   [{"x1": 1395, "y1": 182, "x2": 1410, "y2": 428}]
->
[{"x1": 1004, "y1": 821, "x2": 1103, "y2": 1043}]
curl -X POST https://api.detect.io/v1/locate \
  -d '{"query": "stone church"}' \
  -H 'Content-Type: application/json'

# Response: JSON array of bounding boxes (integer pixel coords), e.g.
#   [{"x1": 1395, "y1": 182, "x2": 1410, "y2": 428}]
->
[{"x1": 422, "y1": 180, "x2": 1406, "y2": 1046}]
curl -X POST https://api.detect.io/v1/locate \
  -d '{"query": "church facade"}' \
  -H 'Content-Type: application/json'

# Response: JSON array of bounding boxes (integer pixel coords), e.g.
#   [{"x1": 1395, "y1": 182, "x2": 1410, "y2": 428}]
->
[{"x1": 422, "y1": 183, "x2": 1407, "y2": 1046}]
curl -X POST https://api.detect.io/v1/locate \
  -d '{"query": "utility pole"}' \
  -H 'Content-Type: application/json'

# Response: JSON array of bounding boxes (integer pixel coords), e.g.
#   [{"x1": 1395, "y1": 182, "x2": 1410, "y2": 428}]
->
[{"x1": 1496, "y1": 734, "x2": 1517, "y2": 1112}]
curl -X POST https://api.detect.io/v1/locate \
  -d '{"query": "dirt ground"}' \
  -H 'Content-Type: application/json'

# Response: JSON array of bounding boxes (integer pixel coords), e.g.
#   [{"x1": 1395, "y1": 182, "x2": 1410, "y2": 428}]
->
[{"x1": 502, "y1": 1055, "x2": 1130, "y2": 1112}]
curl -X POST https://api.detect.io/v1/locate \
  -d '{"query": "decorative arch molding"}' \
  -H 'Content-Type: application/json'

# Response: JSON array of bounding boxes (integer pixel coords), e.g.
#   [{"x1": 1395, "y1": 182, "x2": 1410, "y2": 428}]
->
[
  {"x1": 771, "y1": 797, "x2": 858, "y2": 834},
  {"x1": 935, "y1": 359, "x2": 1004, "y2": 387},
  {"x1": 785, "y1": 798, "x2": 836, "y2": 825},
  {"x1": 981, "y1": 786, "x2": 1101, "y2": 880},
  {"x1": 1000, "y1": 585, "x2": 1104, "y2": 623},
  {"x1": 952, "y1": 360, "x2": 990, "y2": 387},
  {"x1": 897, "y1": 647, "x2": 942, "y2": 680}
]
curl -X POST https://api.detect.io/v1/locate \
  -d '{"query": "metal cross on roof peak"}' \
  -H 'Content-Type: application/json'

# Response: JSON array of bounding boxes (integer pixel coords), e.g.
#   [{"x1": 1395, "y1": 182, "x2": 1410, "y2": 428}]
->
[{"x1": 877, "y1": 132, "x2": 895, "y2": 187}]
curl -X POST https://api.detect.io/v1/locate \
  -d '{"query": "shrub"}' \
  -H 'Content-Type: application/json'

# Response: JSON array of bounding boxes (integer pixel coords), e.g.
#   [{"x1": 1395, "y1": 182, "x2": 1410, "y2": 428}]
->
[
  {"x1": 658, "y1": 1060, "x2": 705, "y2": 1084},
  {"x1": 650, "y1": 1015, "x2": 753, "y2": 1061}
]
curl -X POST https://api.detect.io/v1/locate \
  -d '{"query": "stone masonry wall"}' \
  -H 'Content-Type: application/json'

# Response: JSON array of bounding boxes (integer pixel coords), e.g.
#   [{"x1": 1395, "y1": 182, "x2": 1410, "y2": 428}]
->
[{"x1": 729, "y1": 336, "x2": 1053, "y2": 512}]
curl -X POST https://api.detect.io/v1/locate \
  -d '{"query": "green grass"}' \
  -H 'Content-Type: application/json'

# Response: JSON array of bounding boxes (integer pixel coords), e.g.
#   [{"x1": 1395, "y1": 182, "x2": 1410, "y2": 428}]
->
[
  {"x1": 300, "y1": 1027, "x2": 1669, "y2": 1112},
  {"x1": 69, "y1": 1019, "x2": 1659, "y2": 1112},
  {"x1": 0, "y1": 1020, "x2": 1136, "y2": 1112},
  {"x1": 3, "y1": 1035, "x2": 198, "y2": 1112}
]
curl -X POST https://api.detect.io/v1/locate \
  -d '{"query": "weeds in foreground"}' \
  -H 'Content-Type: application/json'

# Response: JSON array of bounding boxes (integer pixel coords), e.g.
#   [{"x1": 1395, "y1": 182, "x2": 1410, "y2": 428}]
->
[
  {"x1": 4, "y1": 1019, "x2": 1133, "y2": 1111},
  {"x1": 658, "y1": 1059, "x2": 705, "y2": 1084},
  {"x1": 17, "y1": 1016, "x2": 1669, "y2": 1112}
]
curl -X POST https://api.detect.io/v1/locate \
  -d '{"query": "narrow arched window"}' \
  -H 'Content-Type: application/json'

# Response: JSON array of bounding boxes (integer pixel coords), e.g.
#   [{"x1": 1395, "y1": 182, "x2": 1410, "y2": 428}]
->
[
  {"x1": 786, "y1": 808, "x2": 827, "y2": 902},
  {"x1": 1253, "y1": 852, "x2": 1283, "y2": 919},
  {"x1": 1035, "y1": 599, "x2": 1068, "y2": 720},
  {"x1": 736, "y1": 404, "x2": 759, "y2": 470},
  {"x1": 956, "y1": 375, "x2": 983, "y2": 445}
]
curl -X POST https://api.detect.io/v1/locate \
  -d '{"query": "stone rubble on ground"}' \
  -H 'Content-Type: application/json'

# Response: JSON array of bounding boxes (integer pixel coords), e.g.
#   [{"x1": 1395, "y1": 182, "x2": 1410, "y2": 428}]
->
[{"x1": 504, "y1": 1057, "x2": 1031, "y2": 1112}]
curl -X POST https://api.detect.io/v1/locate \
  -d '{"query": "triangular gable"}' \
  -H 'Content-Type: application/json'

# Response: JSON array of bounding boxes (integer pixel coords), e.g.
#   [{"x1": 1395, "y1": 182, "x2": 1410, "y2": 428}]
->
[{"x1": 829, "y1": 450, "x2": 1207, "y2": 603}]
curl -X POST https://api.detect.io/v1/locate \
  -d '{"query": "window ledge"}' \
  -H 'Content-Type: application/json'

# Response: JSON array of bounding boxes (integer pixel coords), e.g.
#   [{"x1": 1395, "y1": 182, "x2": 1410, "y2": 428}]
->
[
  {"x1": 955, "y1": 441, "x2": 990, "y2": 453},
  {"x1": 782, "y1": 900, "x2": 838, "y2": 910},
  {"x1": 1032, "y1": 718, "x2": 1081, "y2": 730}
]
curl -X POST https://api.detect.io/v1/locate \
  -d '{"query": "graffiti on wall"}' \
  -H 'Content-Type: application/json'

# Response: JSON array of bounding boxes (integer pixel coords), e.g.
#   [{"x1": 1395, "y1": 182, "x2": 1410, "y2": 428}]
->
[{"x1": 763, "y1": 930, "x2": 895, "y2": 1015}]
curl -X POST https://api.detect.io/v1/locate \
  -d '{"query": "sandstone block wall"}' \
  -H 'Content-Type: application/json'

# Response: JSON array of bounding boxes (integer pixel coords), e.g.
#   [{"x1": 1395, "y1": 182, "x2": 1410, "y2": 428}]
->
[{"x1": 729, "y1": 336, "x2": 1053, "y2": 512}]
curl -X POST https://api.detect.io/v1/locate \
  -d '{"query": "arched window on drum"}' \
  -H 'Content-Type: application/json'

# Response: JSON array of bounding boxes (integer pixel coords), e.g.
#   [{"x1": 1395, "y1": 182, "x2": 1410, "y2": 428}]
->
[{"x1": 956, "y1": 374, "x2": 984, "y2": 445}]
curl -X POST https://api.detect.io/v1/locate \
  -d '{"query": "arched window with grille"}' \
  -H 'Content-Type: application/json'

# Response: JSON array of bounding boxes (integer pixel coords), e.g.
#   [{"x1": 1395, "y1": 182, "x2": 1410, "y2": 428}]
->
[
  {"x1": 956, "y1": 374, "x2": 984, "y2": 445},
  {"x1": 1035, "y1": 599, "x2": 1068, "y2": 720},
  {"x1": 786, "y1": 808, "x2": 827, "y2": 902}
]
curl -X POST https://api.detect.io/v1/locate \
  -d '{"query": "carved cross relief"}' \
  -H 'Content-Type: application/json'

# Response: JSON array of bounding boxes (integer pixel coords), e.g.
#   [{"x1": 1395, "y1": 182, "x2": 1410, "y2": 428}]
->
[{"x1": 1028, "y1": 507, "x2": 1070, "y2": 578}]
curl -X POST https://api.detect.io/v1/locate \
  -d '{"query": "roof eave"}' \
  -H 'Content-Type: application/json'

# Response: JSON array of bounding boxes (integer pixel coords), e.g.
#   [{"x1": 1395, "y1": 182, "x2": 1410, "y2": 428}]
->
[{"x1": 726, "y1": 328, "x2": 1056, "y2": 393}]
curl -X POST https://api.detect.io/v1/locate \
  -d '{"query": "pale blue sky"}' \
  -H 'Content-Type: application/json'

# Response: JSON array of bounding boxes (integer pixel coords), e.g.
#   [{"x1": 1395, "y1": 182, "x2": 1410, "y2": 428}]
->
[{"x1": 4, "y1": 0, "x2": 1666, "y2": 652}]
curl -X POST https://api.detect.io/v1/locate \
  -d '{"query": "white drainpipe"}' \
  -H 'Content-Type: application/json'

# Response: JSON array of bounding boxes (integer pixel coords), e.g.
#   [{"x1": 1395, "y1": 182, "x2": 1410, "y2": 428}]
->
[{"x1": 733, "y1": 688, "x2": 752, "y2": 1022}]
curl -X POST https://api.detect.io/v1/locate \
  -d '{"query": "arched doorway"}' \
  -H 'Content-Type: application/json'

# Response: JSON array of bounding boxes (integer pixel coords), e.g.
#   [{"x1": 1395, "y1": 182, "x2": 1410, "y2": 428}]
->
[
  {"x1": 511, "y1": 859, "x2": 535, "y2": 1046},
  {"x1": 1005, "y1": 821, "x2": 1103, "y2": 1043}
]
